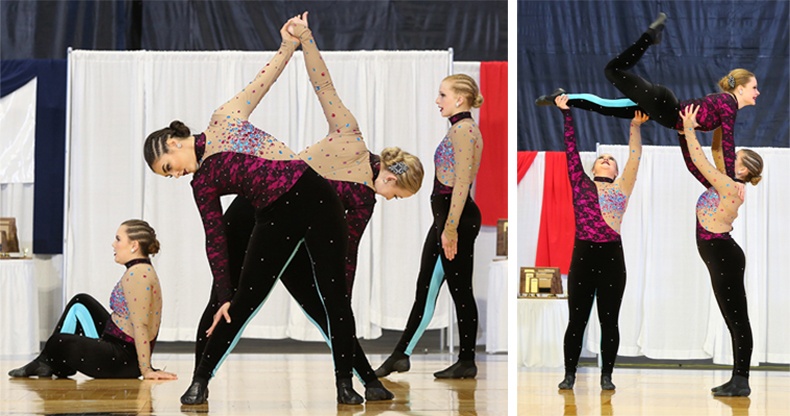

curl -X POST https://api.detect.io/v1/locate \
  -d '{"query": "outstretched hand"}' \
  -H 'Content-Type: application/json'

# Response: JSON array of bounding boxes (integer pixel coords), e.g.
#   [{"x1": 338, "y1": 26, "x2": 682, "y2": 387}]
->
[
  {"x1": 206, "y1": 301, "x2": 231, "y2": 337},
  {"x1": 555, "y1": 94, "x2": 569, "y2": 110},
  {"x1": 631, "y1": 110, "x2": 649, "y2": 126},
  {"x1": 679, "y1": 104, "x2": 700, "y2": 130}
]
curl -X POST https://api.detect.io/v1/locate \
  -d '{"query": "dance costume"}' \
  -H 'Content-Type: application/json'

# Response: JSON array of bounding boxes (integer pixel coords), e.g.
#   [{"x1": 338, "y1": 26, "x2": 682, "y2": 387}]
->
[
  {"x1": 390, "y1": 111, "x2": 483, "y2": 363},
  {"x1": 551, "y1": 31, "x2": 738, "y2": 180},
  {"x1": 11, "y1": 259, "x2": 162, "y2": 378},
  {"x1": 679, "y1": 132, "x2": 752, "y2": 379},
  {"x1": 193, "y1": 27, "x2": 386, "y2": 389},
  {"x1": 188, "y1": 38, "x2": 359, "y2": 394},
  {"x1": 560, "y1": 108, "x2": 641, "y2": 379}
]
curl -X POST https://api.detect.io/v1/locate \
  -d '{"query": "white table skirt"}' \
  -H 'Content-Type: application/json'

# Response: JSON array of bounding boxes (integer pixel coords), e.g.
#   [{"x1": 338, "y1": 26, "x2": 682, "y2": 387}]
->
[
  {"x1": 517, "y1": 297, "x2": 568, "y2": 367},
  {"x1": 485, "y1": 258, "x2": 508, "y2": 353},
  {"x1": 0, "y1": 259, "x2": 39, "y2": 356}
]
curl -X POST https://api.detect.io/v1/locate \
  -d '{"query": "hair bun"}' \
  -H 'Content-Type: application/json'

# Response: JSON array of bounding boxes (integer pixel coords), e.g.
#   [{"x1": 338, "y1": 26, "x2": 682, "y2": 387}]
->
[{"x1": 168, "y1": 120, "x2": 191, "y2": 138}]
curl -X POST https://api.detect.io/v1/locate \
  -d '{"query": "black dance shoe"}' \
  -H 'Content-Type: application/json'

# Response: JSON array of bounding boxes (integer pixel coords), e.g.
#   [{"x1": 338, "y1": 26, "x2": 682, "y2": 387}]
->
[
  {"x1": 711, "y1": 379, "x2": 732, "y2": 393},
  {"x1": 433, "y1": 360, "x2": 477, "y2": 379},
  {"x1": 646, "y1": 12, "x2": 668, "y2": 44},
  {"x1": 600, "y1": 374, "x2": 616, "y2": 390},
  {"x1": 558, "y1": 374, "x2": 576, "y2": 390},
  {"x1": 713, "y1": 375, "x2": 750, "y2": 397},
  {"x1": 180, "y1": 379, "x2": 209, "y2": 405},
  {"x1": 374, "y1": 353, "x2": 411, "y2": 378},
  {"x1": 336, "y1": 378, "x2": 364, "y2": 405},
  {"x1": 8, "y1": 360, "x2": 54, "y2": 378},
  {"x1": 535, "y1": 88, "x2": 566, "y2": 106},
  {"x1": 364, "y1": 380, "x2": 395, "y2": 401}
]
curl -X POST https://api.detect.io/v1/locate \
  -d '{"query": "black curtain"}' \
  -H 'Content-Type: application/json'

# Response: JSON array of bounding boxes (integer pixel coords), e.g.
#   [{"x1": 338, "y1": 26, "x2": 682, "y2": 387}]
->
[
  {"x1": 518, "y1": 0, "x2": 789, "y2": 151},
  {"x1": 1, "y1": 0, "x2": 507, "y2": 62}
]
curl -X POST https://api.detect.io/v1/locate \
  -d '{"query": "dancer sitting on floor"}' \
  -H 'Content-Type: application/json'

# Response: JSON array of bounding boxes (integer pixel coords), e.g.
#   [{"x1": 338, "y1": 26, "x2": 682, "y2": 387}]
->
[{"x1": 8, "y1": 220, "x2": 176, "y2": 381}]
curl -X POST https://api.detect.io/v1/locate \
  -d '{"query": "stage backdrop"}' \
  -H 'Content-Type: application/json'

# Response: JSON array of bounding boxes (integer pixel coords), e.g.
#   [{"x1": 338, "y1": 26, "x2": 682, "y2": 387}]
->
[
  {"x1": 517, "y1": 143, "x2": 790, "y2": 365},
  {"x1": 65, "y1": 49, "x2": 470, "y2": 343},
  {"x1": 517, "y1": 0, "x2": 789, "y2": 151}
]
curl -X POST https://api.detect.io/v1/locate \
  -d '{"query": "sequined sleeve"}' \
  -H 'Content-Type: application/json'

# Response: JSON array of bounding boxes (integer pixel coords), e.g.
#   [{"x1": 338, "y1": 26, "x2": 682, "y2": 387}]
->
[
  {"x1": 443, "y1": 121, "x2": 483, "y2": 241},
  {"x1": 678, "y1": 133, "x2": 711, "y2": 188},
  {"x1": 120, "y1": 265, "x2": 160, "y2": 374},
  {"x1": 294, "y1": 25, "x2": 372, "y2": 187},
  {"x1": 213, "y1": 39, "x2": 298, "y2": 121},
  {"x1": 683, "y1": 128, "x2": 741, "y2": 207},
  {"x1": 711, "y1": 127, "x2": 726, "y2": 174},
  {"x1": 561, "y1": 109, "x2": 585, "y2": 190},
  {"x1": 616, "y1": 119, "x2": 643, "y2": 196},
  {"x1": 191, "y1": 167, "x2": 233, "y2": 303},
  {"x1": 678, "y1": 94, "x2": 736, "y2": 179}
]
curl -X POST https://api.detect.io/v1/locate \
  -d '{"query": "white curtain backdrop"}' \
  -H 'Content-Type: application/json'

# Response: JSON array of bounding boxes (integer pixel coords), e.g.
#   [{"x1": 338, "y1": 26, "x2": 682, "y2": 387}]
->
[
  {"x1": 66, "y1": 50, "x2": 454, "y2": 342},
  {"x1": 0, "y1": 78, "x2": 36, "y2": 184},
  {"x1": 517, "y1": 145, "x2": 789, "y2": 365}
]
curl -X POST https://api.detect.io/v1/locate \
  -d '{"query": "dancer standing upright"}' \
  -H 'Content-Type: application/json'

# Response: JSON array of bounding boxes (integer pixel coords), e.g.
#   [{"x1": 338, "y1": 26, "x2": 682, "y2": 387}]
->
[
  {"x1": 678, "y1": 104, "x2": 763, "y2": 397},
  {"x1": 376, "y1": 73, "x2": 484, "y2": 379},
  {"x1": 553, "y1": 95, "x2": 646, "y2": 391}
]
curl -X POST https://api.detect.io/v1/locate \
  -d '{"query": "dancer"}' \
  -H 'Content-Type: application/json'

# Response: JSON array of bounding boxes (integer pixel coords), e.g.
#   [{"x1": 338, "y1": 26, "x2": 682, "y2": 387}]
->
[
  {"x1": 553, "y1": 95, "x2": 646, "y2": 391},
  {"x1": 536, "y1": 12, "x2": 759, "y2": 182},
  {"x1": 678, "y1": 104, "x2": 763, "y2": 397},
  {"x1": 8, "y1": 220, "x2": 176, "y2": 381},
  {"x1": 375, "y1": 73, "x2": 484, "y2": 379},
  {"x1": 143, "y1": 19, "x2": 369, "y2": 405},
  {"x1": 191, "y1": 12, "x2": 421, "y2": 401}
]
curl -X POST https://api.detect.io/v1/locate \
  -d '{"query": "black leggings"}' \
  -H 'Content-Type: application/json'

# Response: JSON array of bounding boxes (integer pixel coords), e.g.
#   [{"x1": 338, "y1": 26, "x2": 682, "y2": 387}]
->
[
  {"x1": 39, "y1": 294, "x2": 140, "y2": 378},
  {"x1": 195, "y1": 195, "x2": 379, "y2": 385},
  {"x1": 394, "y1": 193, "x2": 481, "y2": 361},
  {"x1": 697, "y1": 238, "x2": 753, "y2": 378},
  {"x1": 567, "y1": 32, "x2": 680, "y2": 129},
  {"x1": 193, "y1": 170, "x2": 357, "y2": 382},
  {"x1": 603, "y1": 32, "x2": 680, "y2": 128},
  {"x1": 562, "y1": 239, "x2": 626, "y2": 375}
]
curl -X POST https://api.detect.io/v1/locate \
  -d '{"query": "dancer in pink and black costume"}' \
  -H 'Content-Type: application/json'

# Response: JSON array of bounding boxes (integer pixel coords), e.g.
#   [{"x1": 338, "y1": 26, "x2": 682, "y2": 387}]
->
[
  {"x1": 143, "y1": 19, "x2": 371, "y2": 406},
  {"x1": 536, "y1": 13, "x2": 759, "y2": 183},
  {"x1": 553, "y1": 95, "x2": 646, "y2": 391},
  {"x1": 190, "y1": 13, "x2": 423, "y2": 402},
  {"x1": 678, "y1": 104, "x2": 763, "y2": 397}
]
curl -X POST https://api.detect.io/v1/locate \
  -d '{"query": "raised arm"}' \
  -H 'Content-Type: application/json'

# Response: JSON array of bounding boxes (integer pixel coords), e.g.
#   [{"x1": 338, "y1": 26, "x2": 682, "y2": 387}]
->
[
  {"x1": 121, "y1": 267, "x2": 176, "y2": 380},
  {"x1": 616, "y1": 111, "x2": 646, "y2": 196},
  {"x1": 678, "y1": 131, "x2": 711, "y2": 188},
  {"x1": 680, "y1": 105, "x2": 740, "y2": 202},
  {"x1": 214, "y1": 21, "x2": 299, "y2": 120},
  {"x1": 556, "y1": 96, "x2": 585, "y2": 188},
  {"x1": 291, "y1": 14, "x2": 359, "y2": 135}
]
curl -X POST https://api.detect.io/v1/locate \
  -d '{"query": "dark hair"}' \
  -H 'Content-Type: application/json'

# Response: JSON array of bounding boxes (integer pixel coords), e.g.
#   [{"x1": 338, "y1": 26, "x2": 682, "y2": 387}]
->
[
  {"x1": 143, "y1": 120, "x2": 191, "y2": 169},
  {"x1": 121, "y1": 219, "x2": 160, "y2": 256}
]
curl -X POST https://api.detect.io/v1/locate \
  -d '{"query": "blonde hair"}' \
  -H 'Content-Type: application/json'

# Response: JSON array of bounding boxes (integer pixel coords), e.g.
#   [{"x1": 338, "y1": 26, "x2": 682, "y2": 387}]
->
[
  {"x1": 717, "y1": 69, "x2": 755, "y2": 93},
  {"x1": 380, "y1": 147, "x2": 424, "y2": 194},
  {"x1": 739, "y1": 149, "x2": 763, "y2": 186},
  {"x1": 443, "y1": 74, "x2": 484, "y2": 109},
  {"x1": 121, "y1": 219, "x2": 160, "y2": 256}
]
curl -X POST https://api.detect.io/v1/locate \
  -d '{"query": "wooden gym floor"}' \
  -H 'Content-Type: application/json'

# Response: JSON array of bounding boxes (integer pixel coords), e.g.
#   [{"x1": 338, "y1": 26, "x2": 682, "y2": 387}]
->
[
  {"x1": 1, "y1": 353, "x2": 508, "y2": 415},
  {"x1": 518, "y1": 366, "x2": 790, "y2": 415}
]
